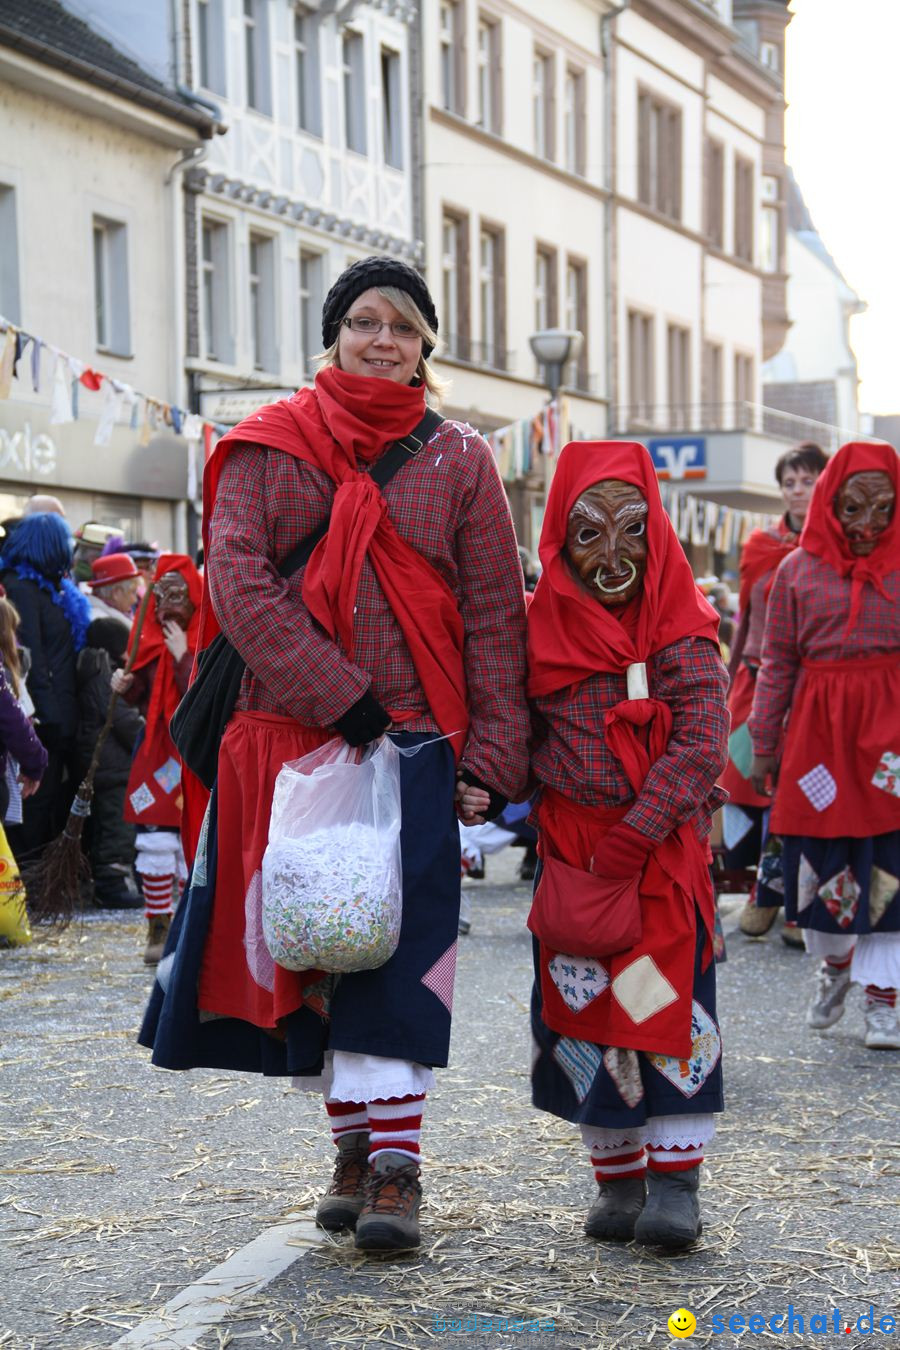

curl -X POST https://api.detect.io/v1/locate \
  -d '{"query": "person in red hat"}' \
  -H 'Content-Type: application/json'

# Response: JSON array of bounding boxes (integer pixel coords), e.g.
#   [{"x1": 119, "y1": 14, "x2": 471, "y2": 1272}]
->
[
  {"x1": 112, "y1": 557, "x2": 203, "y2": 963},
  {"x1": 749, "y1": 441, "x2": 900, "y2": 1050},
  {"x1": 88, "y1": 553, "x2": 140, "y2": 629},
  {"x1": 527, "y1": 440, "x2": 729, "y2": 1251}
]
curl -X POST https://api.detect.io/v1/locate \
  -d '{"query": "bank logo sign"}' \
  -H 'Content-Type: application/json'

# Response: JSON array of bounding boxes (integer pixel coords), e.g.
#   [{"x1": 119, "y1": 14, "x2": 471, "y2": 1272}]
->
[{"x1": 648, "y1": 436, "x2": 707, "y2": 480}]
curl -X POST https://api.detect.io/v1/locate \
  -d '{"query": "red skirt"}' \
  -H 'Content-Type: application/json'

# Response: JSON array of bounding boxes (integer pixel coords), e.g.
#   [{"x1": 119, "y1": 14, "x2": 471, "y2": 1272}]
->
[
  {"x1": 197, "y1": 712, "x2": 330, "y2": 1028},
  {"x1": 535, "y1": 789, "x2": 715, "y2": 1059},
  {"x1": 770, "y1": 652, "x2": 900, "y2": 838},
  {"x1": 719, "y1": 663, "x2": 770, "y2": 810}
]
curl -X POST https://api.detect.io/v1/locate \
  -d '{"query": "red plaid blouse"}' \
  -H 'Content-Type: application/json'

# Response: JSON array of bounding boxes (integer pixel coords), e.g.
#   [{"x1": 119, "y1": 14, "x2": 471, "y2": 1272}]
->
[
  {"x1": 206, "y1": 419, "x2": 530, "y2": 799},
  {"x1": 750, "y1": 550, "x2": 900, "y2": 754},
  {"x1": 530, "y1": 637, "x2": 729, "y2": 841}
]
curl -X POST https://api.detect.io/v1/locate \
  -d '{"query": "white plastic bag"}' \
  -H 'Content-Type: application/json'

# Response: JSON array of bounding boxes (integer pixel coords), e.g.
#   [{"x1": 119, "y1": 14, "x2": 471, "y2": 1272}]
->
[{"x1": 261, "y1": 736, "x2": 403, "y2": 972}]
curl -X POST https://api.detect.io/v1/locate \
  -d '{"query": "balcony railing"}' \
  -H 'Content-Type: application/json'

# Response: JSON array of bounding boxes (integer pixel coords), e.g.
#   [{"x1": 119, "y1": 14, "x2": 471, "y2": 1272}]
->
[{"x1": 609, "y1": 401, "x2": 867, "y2": 452}]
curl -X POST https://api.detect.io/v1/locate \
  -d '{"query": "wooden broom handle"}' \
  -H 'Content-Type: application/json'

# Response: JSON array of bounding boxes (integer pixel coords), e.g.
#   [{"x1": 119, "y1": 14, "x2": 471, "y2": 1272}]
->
[{"x1": 79, "y1": 580, "x2": 155, "y2": 792}]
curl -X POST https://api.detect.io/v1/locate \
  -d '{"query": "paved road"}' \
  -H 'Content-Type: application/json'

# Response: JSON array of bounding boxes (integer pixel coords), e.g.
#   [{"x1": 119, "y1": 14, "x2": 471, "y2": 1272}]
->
[{"x1": 1, "y1": 853, "x2": 897, "y2": 1350}]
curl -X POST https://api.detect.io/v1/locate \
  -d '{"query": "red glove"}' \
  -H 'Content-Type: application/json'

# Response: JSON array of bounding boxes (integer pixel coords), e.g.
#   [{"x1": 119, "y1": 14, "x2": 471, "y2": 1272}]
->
[{"x1": 592, "y1": 821, "x2": 655, "y2": 881}]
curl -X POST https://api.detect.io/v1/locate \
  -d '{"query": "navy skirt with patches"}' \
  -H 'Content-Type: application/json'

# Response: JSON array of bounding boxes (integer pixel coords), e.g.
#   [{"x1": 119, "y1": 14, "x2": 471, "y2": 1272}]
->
[
  {"x1": 757, "y1": 830, "x2": 900, "y2": 935},
  {"x1": 138, "y1": 733, "x2": 462, "y2": 1076},
  {"x1": 531, "y1": 916, "x2": 724, "y2": 1131}
]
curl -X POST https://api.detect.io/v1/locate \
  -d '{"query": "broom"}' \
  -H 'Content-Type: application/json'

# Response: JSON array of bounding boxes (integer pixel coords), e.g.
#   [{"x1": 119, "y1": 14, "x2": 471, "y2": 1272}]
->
[{"x1": 24, "y1": 581, "x2": 155, "y2": 927}]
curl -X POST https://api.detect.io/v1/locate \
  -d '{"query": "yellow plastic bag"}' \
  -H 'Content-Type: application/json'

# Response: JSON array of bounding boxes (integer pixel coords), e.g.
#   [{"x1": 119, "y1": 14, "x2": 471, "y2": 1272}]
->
[{"x1": 0, "y1": 822, "x2": 31, "y2": 946}]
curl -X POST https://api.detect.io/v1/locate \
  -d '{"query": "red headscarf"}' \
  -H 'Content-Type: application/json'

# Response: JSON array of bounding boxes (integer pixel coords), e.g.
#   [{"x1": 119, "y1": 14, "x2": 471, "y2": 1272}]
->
[
  {"x1": 201, "y1": 366, "x2": 467, "y2": 753},
  {"x1": 527, "y1": 441, "x2": 719, "y2": 696},
  {"x1": 799, "y1": 440, "x2": 900, "y2": 632},
  {"x1": 129, "y1": 552, "x2": 203, "y2": 738},
  {"x1": 737, "y1": 517, "x2": 796, "y2": 618}
]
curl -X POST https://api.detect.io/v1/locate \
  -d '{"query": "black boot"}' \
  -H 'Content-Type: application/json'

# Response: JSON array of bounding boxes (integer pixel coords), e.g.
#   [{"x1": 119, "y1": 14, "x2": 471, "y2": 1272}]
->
[
  {"x1": 634, "y1": 1166, "x2": 702, "y2": 1249},
  {"x1": 585, "y1": 1176, "x2": 645, "y2": 1240}
]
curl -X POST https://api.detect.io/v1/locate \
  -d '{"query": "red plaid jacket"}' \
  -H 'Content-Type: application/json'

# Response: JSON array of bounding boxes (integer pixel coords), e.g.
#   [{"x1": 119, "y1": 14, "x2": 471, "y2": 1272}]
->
[
  {"x1": 206, "y1": 419, "x2": 530, "y2": 799},
  {"x1": 530, "y1": 637, "x2": 729, "y2": 842},
  {"x1": 750, "y1": 550, "x2": 900, "y2": 754}
]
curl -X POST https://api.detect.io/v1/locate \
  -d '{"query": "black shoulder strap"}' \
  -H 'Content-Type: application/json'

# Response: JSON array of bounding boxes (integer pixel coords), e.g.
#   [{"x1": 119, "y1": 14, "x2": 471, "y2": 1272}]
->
[{"x1": 276, "y1": 407, "x2": 444, "y2": 580}]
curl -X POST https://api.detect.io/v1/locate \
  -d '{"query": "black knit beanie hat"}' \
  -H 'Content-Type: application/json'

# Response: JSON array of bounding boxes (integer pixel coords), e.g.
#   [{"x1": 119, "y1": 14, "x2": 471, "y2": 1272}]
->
[{"x1": 321, "y1": 256, "x2": 439, "y2": 358}]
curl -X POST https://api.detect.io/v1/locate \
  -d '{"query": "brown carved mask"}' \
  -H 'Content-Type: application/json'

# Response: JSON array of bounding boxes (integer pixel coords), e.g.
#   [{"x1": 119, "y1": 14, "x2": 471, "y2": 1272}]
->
[
  {"x1": 834, "y1": 470, "x2": 896, "y2": 557},
  {"x1": 565, "y1": 479, "x2": 649, "y2": 606},
  {"x1": 153, "y1": 572, "x2": 195, "y2": 630}
]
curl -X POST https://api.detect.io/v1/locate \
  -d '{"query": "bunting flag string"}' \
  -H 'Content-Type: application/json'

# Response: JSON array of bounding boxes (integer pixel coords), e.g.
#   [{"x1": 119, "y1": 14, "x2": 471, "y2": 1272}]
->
[
  {"x1": 0, "y1": 313, "x2": 228, "y2": 461},
  {"x1": 486, "y1": 397, "x2": 570, "y2": 484}
]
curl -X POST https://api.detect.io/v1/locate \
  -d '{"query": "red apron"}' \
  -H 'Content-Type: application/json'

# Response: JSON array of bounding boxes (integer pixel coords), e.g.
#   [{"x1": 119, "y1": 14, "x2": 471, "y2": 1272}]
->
[
  {"x1": 535, "y1": 788, "x2": 714, "y2": 1059},
  {"x1": 770, "y1": 652, "x2": 900, "y2": 838}
]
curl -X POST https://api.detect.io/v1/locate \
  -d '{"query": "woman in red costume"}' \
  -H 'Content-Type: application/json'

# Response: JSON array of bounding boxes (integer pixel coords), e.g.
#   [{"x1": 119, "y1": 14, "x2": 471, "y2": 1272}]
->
[
  {"x1": 720, "y1": 443, "x2": 828, "y2": 939},
  {"x1": 749, "y1": 441, "x2": 900, "y2": 1050},
  {"x1": 113, "y1": 556, "x2": 202, "y2": 964},
  {"x1": 139, "y1": 257, "x2": 529, "y2": 1253},
  {"x1": 527, "y1": 441, "x2": 729, "y2": 1250}
]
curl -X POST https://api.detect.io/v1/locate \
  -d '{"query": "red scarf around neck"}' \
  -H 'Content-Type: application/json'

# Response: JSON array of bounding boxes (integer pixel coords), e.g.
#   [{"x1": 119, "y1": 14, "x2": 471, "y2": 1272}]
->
[{"x1": 202, "y1": 367, "x2": 468, "y2": 753}]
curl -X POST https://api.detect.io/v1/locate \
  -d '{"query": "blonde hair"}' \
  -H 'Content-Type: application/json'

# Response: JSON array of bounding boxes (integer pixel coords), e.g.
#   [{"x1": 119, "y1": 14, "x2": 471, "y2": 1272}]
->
[
  {"x1": 0, "y1": 597, "x2": 23, "y2": 698},
  {"x1": 316, "y1": 286, "x2": 451, "y2": 405}
]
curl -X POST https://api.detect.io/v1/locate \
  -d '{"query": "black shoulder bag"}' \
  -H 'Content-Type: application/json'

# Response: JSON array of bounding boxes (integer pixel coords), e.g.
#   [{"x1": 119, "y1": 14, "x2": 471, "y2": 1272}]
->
[{"x1": 170, "y1": 408, "x2": 443, "y2": 789}]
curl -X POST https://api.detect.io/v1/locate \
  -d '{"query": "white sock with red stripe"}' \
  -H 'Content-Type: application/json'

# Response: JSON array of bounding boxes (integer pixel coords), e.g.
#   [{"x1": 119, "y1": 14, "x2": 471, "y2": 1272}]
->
[
  {"x1": 324, "y1": 1098, "x2": 368, "y2": 1146},
  {"x1": 647, "y1": 1142, "x2": 704, "y2": 1173},
  {"x1": 589, "y1": 1142, "x2": 647, "y2": 1183},
  {"x1": 142, "y1": 873, "x2": 174, "y2": 919},
  {"x1": 826, "y1": 951, "x2": 854, "y2": 972},
  {"x1": 865, "y1": 985, "x2": 897, "y2": 1008},
  {"x1": 366, "y1": 1093, "x2": 425, "y2": 1165}
]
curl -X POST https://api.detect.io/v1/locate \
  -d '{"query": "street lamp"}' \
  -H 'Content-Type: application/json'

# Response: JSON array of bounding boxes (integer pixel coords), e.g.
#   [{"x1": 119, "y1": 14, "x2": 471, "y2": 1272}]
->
[{"x1": 529, "y1": 327, "x2": 584, "y2": 400}]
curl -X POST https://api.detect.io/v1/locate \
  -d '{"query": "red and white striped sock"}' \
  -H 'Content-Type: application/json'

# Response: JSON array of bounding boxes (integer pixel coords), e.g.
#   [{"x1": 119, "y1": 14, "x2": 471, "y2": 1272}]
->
[
  {"x1": 647, "y1": 1142, "x2": 704, "y2": 1173},
  {"x1": 324, "y1": 1098, "x2": 368, "y2": 1146},
  {"x1": 366, "y1": 1093, "x2": 425, "y2": 1165},
  {"x1": 865, "y1": 985, "x2": 897, "y2": 1008},
  {"x1": 589, "y1": 1143, "x2": 647, "y2": 1183},
  {"x1": 142, "y1": 873, "x2": 174, "y2": 919},
  {"x1": 826, "y1": 951, "x2": 854, "y2": 972}
]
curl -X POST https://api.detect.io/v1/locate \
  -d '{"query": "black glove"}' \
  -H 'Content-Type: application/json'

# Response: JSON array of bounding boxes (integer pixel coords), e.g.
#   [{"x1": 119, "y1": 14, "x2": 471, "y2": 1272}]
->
[
  {"x1": 458, "y1": 767, "x2": 507, "y2": 822},
  {"x1": 334, "y1": 690, "x2": 391, "y2": 746}
]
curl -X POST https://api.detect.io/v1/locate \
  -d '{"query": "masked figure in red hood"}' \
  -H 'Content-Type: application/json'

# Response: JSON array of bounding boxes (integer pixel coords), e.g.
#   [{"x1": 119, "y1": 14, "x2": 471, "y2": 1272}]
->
[
  {"x1": 719, "y1": 442, "x2": 829, "y2": 941},
  {"x1": 526, "y1": 440, "x2": 729, "y2": 1252},
  {"x1": 749, "y1": 441, "x2": 900, "y2": 1051},
  {"x1": 113, "y1": 555, "x2": 202, "y2": 965},
  {"x1": 137, "y1": 257, "x2": 530, "y2": 1255}
]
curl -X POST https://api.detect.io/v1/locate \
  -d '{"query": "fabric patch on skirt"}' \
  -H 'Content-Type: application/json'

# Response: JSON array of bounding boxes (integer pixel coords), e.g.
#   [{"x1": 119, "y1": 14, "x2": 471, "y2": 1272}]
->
[
  {"x1": 797, "y1": 764, "x2": 837, "y2": 812},
  {"x1": 153, "y1": 756, "x2": 182, "y2": 794},
  {"x1": 129, "y1": 782, "x2": 156, "y2": 816},
  {"x1": 192, "y1": 803, "x2": 212, "y2": 890},
  {"x1": 727, "y1": 722, "x2": 754, "y2": 779},
  {"x1": 872, "y1": 751, "x2": 900, "y2": 799},
  {"x1": 797, "y1": 855, "x2": 820, "y2": 913},
  {"x1": 819, "y1": 867, "x2": 860, "y2": 929},
  {"x1": 421, "y1": 941, "x2": 457, "y2": 1014},
  {"x1": 869, "y1": 867, "x2": 899, "y2": 928},
  {"x1": 552, "y1": 1037, "x2": 603, "y2": 1103},
  {"x1": 611, "y1": 955, "x2": 678, "y2": 1025},
  {"x1": 645, "y1": 1001, "x2": 722, "y2": 1098},
  {"x1": 758, "y1": 835, "x2": 784, "y2": 897},
  {"x1": 548, "y1": 954, "x2": 610, "y2": 1012},
  {"x1": 602, "y1": 1046, "x2": 644, "y2": 1107},
  {"x1": 722, "y1": 803, "x2": 755, "y2": 851},
  {"x1": 244, "y1": 869, "x2": 275, "y2": 992}
]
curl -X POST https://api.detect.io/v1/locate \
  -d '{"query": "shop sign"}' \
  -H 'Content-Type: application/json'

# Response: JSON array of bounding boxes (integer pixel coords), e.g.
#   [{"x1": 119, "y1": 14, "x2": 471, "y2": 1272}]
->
[
  {"x1": 648, "y1": 436, "x2": 707, "y2": 481},
  {"x1": 0, "y1": 422, "x2": 57, "y2": 478}
]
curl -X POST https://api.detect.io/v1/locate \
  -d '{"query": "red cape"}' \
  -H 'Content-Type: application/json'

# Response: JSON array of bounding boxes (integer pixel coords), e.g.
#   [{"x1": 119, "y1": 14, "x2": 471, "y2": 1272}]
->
[{"x1": 737, "y1": 516, "x2": 796, "y2": 618}]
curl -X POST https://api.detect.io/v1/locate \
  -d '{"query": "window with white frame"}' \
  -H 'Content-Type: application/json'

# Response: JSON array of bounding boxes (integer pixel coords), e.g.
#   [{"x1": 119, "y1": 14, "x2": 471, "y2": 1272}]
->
[
  {"x1": 667, "y1": 323, "x2": 691, "y2": 418},
  {"x1": 533, "y1": 49, "x2": 555, "y2": 160},
  {"x1": 563, "y1": 67, "x2": 585, "y2": 174},
  {"x1": 734, "y1": 351, "x2": 755, "y2": 409},
  {"x1": 638, "y1": 89, "x2": 682, "y2": 220},
  {"x1": 761, "y1": 174, "x2": 780, "y2": 272},
  {"x1": 734, "y1": 154, "x2": 755, "y2": 262},
  {"x1": 478, "y1": 225, "x2": 505, "y2": 369},
  {"x1": 0, "y1": 185, "x2": 21, "y2": 325},
  {"x1": 299, "y1": 248, "x2": 324, "y2": 374},
  {"x1": 439, "y1": 1, "x2": 465, "y2": 115},
  {"x1": 381, "y1": 47, "x2": 403, "y2": 168},
  {"x1": 703, "y1": 341, "x2": 723, "y2": 426},
  {"x1": 442, "y1": 212, "x2": 469, "y2": 359},
  {"x1": 93, "y1": 216, "x2": 131, "y2": 355},
  {"x1": 628, "y1": 309, "x2": 654, "y2": 423},
  {"x1": 248, "y1": 232, "x2": 276, "y2": 371},
  {"x1": 342, "y1": 29, "x2": 367, "y2": 154},
  {"x1": 196, "y1": 0, "x2": 226, "y2": 95},
  {"x1": 476, "y1": 15, "x2": 501, "y2": 134},
  {"x1": 760, "y1": 41, "x2": 779, "y2": 71},
  {"x1": 535, "y1": 245, "x2": 557, "y2": 333},
  {"x1": 295, "y1": 7, "x2": 321, "y2": 135},
  {"x1": 704, "y1": 138, "x2": 724, "y2": 246},
  {"x1": 201, "y1": 218, "x2": 232, "y2": 363},
  {"x1": 565, "y1": 258, "x2": 588, "y2": 388},
  {"x1": 243, "y1": 0, "x2": 271, "y2": 115}
]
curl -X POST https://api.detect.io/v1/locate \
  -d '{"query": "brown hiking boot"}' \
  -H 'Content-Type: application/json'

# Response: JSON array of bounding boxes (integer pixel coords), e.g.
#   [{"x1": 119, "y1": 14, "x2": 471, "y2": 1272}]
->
[
  {"x1": 738, "y1": 897, "x2": 778, "y2": 936},
  {"x1": 315, "y1": 1133, "x2": 370, "y2": 1231},
  {"x1": 354, "y1": 1152, "x2": 422, "y2": 1252},
  {"x1": 143, "y1": 914, "x2": 172, "y2": 965}
]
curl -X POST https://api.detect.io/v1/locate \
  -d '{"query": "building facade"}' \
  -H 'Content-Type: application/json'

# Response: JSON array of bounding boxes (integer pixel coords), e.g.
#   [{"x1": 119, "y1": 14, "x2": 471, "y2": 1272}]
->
[{"x1": 0, "y1": 0, "x2": 214, "y2": 545}]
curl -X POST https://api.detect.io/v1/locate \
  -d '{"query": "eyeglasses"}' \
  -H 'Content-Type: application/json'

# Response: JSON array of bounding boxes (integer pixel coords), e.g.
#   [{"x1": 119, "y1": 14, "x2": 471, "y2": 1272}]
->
[{"x1": 342, "y1": 316, "x2": 421, "y2": 340}]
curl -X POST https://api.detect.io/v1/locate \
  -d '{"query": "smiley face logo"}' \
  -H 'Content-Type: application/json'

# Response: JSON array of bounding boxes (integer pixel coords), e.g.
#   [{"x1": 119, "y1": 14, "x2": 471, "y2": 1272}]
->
[{"x1": 668, "y1": 1308, "x2": 697, "y2": 1338}]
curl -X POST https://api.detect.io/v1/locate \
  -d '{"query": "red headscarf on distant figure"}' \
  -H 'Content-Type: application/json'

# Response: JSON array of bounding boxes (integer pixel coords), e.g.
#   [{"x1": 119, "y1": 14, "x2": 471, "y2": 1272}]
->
[
  {"x1": 799, "y1": 440, "x2": 900, "y2": 634},
  {"x1": 527, "y1": 440, "x2": 719, "y2": 697}
]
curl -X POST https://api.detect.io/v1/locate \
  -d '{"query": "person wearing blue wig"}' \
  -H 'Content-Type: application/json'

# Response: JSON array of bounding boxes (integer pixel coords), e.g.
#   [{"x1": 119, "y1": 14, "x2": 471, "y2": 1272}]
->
[{"x1": 0, "y1": 512, "x2": 91, "y2": 860}]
